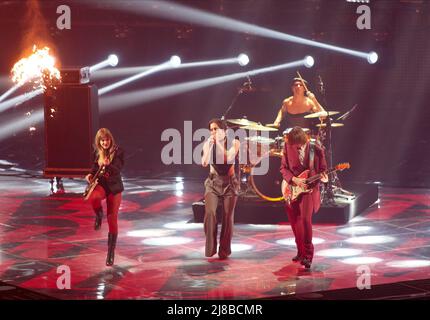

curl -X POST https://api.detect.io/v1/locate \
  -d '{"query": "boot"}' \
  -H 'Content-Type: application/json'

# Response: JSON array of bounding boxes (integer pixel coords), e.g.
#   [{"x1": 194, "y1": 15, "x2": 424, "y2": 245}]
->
[
  {"x1": 94, "y1": 207, "x2": 103, "y2": 230},
  {"x1": 106, "y1": 233, "x2": 117, "y2": 266}
]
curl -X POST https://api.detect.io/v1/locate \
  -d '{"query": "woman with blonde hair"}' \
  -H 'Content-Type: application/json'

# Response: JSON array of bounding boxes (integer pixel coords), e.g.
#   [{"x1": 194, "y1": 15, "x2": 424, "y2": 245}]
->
[{"x1": 85, "y1": 128, "x2": 124, "y2": 266}]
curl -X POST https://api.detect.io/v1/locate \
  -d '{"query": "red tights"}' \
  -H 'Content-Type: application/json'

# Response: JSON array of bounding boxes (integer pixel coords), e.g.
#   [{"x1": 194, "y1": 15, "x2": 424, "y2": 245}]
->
[{"x1": 89, "y1": 185, "x2": 121, "y2": 234}]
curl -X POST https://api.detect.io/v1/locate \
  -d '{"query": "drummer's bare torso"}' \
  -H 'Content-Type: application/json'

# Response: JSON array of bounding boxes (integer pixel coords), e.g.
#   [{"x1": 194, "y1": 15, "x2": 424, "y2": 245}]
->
[{"x1": 282, "y1": 96, "x2": 318, "y2": 114}]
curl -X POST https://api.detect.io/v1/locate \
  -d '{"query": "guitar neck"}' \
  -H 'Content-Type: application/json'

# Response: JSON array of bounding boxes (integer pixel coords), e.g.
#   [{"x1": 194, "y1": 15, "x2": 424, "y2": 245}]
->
[{"x1": 306, "y1": 167, "x2": 339, "y2": 184}]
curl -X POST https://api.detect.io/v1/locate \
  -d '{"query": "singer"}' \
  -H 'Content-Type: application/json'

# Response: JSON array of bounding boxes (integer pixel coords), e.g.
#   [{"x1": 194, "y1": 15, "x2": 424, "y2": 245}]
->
[
  {"x1": 201, "y1": 119, "x2": 240, "y2": 259},
  {"x1": 85, "y1": 128, "x2": 124, "y2": 266},
  {"x1": 273, "y1": 77, "x2": 325, "y2": 130}
]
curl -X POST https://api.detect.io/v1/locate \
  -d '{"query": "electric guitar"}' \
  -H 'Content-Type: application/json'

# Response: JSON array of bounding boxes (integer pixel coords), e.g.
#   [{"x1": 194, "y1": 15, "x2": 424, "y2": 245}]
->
[
  {"x1": 83, "y1": 146, "x2": 118, "y2": 200},
  {"x1": 281, "y1": 162, "x2": 350, "y2": 204}
]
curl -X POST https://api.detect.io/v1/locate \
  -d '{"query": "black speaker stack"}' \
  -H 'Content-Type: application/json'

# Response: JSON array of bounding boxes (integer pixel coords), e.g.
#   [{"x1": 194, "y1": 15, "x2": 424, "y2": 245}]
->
[{"x1": 43, "y1": 68, "x2": 99, "y2": 177}]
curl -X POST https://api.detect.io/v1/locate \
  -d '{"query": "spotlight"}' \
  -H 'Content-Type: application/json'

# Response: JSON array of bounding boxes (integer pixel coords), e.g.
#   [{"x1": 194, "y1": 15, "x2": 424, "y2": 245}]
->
[
  {"x1": 367, "y1": 51, "x2": 378, "y2": 64},
  {"x1": 169, "y1": 55, "x2": 181, "y2": 68},
  {"x1": 337, "y1": 226, "x2": 373, "y2": 235},
  {"x1": 316, "y1": 248, "x2": 363, "y2": 257},
  {"x1": 277, "y1": 237, "x2": 325, "y2": 246},
  {"x1": 304, "y1": 55, "x2": 315, "y2": 68},
  {"x1": 345, "y1": 235, "x2": 395, "y2": 244},
  {"x1": 126, "y1": 229, "x2": 175, "y2": 237},
  {"x1": 89, "y1": 54, "x2": 120, "y2": 73},
  {"x1": 341, "y1": 257, "x2": 382, "y2": 265},
  {"x1": 104, "y1": 1, "x2": 377, "y2": 63},
  {"x1": 386, "y1": 260, "x2": 430, "y2": 268},
  {"x1": 108, "y1": 54, "x2": 119, "y2": 67},
  {"x1": 231, "y1": 243, "x2": 253, "y2": 252},
  {"x1": 237, "y1": 53, "x2": 249, "y2": 66},
  {"x1": 100, "y1": 57, "x2": 310, "y2": 112},
  {"x1": 92, "y1": 54, "x2": 253, "y2": 80},
  {"x1": 142, "y1": 236, "x2": 193, "y2": 246},
  {"x1": 163, "y1": 220, "x2": 202, "y2": 230}
]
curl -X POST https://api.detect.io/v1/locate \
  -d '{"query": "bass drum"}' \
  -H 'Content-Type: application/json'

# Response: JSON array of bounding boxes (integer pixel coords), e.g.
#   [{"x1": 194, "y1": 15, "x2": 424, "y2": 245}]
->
[{"x1": 249, "y1": 152, "x2": 284, "y2": 202}]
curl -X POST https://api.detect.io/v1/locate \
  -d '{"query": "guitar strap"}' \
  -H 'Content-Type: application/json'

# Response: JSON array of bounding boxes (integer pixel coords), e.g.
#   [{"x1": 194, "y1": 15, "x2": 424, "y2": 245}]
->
[{"x1": 309, "y1": 140, "x2": 315, "y2": 172}]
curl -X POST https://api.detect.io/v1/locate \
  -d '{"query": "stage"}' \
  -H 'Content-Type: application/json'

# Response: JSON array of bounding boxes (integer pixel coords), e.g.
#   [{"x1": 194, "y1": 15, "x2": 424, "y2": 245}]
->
[
  {"x1": 1, "y1": 0, "x2": 430, "y2": 304},
  {"x1": 1, "y1": 171, "x2": 430, "y2": 300},
  {"x1": 192, "y1": 183, "x2": 379, "y2": 225}
]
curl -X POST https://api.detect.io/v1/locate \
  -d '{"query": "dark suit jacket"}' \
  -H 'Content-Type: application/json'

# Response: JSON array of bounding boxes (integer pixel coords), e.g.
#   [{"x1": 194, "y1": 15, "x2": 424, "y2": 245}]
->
[
  {"x1": 91, "y1": 146, "x2": 124, "y2": 195},
  {"x1": 280, "y1": 141, "x2": 327, "y2": 213}
]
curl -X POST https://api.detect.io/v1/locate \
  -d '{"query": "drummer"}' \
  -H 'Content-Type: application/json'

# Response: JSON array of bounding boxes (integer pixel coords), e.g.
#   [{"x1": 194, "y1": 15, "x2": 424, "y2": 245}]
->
[{"x1": 273, "y1": 77, "x2": 326, "y2": 130}]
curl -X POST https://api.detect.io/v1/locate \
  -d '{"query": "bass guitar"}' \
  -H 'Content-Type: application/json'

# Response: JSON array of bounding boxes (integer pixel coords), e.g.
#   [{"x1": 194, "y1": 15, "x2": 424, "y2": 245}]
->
[{"x1": 83, "y1": 146, "x2": 118, "y2": 200}]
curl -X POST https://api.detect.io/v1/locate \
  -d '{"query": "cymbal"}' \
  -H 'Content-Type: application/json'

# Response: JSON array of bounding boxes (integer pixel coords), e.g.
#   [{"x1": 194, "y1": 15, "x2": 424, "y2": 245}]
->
[
  {"x1": 226, "y1": 118, "x2": 258, "y2": 126},
  {"x1": 240, "y1": 124, "x2": 278, "y2": 131},
  {"x1": 304, "y1": 111, "x2": 340, "y2": 119},
  {"x1": 316, "y1": 123, "x2": 344, "y2": 128},
  {"x1": 265, "y1": 123, "x2": 280, "y2": 128},
  {"x1": 245, "y1": 136, "x2": 275, "y2": 144}
]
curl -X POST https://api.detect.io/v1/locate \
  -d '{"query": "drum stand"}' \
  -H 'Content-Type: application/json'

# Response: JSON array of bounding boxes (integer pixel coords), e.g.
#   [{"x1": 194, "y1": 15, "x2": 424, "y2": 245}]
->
[
  {"x1": 238, "y1": 168, "x2": 259, "y2": 199},
  {"x1": 317, "y1": 85, "x2": 355, "y2": 204}
]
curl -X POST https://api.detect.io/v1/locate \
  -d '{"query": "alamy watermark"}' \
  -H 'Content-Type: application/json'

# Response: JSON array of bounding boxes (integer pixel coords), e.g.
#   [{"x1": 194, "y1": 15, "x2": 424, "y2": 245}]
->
[
  {"x1": 347, "y1": 0, "x2": 372, "y2": 30},
  {"x1": 57, "y1": 5, "x2": 71, "y2": 30},
  {"x1": 161, "y1": 121, "x2": 272, "y2": 175},
  {"x1": 56, "y1": 264, "x2": 71, "y2": 290},
  {"x1": 356, "y1": 265, "x2": 371, "y2": 290}
]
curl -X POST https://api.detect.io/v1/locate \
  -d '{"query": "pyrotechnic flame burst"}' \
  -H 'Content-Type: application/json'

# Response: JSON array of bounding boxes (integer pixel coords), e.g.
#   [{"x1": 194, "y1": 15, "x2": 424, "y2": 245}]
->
[{"x1": 11, "y1": 45, "x2": 61, "y2": 90}]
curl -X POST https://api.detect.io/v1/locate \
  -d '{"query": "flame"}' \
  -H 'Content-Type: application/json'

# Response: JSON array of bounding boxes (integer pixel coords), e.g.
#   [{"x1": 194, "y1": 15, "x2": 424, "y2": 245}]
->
[{"x1": 11, "y1": 45, "x2": 61, "y2": 90}]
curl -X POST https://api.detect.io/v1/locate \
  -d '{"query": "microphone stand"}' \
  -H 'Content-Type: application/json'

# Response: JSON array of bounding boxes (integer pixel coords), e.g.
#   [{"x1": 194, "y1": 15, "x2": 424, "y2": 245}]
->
[
  {"x1": 317, "y1": 76, "x2": 336, "y2": 204},
  {"x1": 318, "y1": 78, "x2": 355, "y2": 202},
  {"x1": 221, "y1": 84, "x2": 246, "y2": 120},
  {"x1": 220, "y1": 81, "x2": 254, "y2": 199}
]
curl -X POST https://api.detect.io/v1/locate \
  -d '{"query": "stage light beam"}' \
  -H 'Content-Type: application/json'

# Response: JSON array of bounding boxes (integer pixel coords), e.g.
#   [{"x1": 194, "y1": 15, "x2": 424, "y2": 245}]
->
[
  {"x1": 0, "y1": 83, "x2": 22, "y2": 103},
  {"x1": 92, "y1": 54, "x2": 249, "y2": 80},
  {"x1": 100, "y1": 56, "x2": 312, "y2": 113},
  {"x1": 89, "y1": 54, "x2": 119, "y2": 73},
  {"x1": 0, "y1": 109, "x2": 44, "y2": 142},
  {"x1": 0, "y1": 88, "x2": 44, "y2": 113},
  {"x1": 103, "y1": 0, "x2": 378, "y2": 63},
  {"x1": 98, "y1": 55, "x2": 182, "y2": 96}
]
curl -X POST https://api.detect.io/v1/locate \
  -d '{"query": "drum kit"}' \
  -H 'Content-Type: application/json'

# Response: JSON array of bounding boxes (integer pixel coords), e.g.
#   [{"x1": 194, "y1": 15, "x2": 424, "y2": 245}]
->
[{"x1": 224, "y1": 110, "x2": 348, "y2": 202}]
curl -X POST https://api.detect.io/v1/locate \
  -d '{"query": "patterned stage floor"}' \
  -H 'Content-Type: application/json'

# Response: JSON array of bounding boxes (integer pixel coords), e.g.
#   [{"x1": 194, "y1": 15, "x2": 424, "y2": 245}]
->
[{"x1": 0, "y1": 173, "x2": 429, "y2": 299}]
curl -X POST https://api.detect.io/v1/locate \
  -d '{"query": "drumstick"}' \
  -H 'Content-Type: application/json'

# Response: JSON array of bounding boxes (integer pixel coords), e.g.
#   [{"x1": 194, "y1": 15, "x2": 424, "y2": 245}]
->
[{"x1": 296, "y1": 71, "x2": 310, "y2": 93}]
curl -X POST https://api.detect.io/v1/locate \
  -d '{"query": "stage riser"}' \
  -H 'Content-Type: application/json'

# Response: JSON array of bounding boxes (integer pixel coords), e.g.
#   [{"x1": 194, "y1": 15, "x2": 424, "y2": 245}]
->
[{"x1": 192, "y1": 184, "x2": 379, "y2": 225}]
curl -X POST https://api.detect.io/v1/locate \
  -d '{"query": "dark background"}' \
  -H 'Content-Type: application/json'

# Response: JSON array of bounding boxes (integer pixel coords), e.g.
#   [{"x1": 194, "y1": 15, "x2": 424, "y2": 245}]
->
[{"x1": 0, "y1": 0, "x2": 429, "y2": 187}]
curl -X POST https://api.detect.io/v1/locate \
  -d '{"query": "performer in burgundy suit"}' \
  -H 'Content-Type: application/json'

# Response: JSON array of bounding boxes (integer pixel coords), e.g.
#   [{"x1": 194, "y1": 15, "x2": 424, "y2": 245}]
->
[{"x1": 280, "y1": 127, "x2": 327, "y2": 269}]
